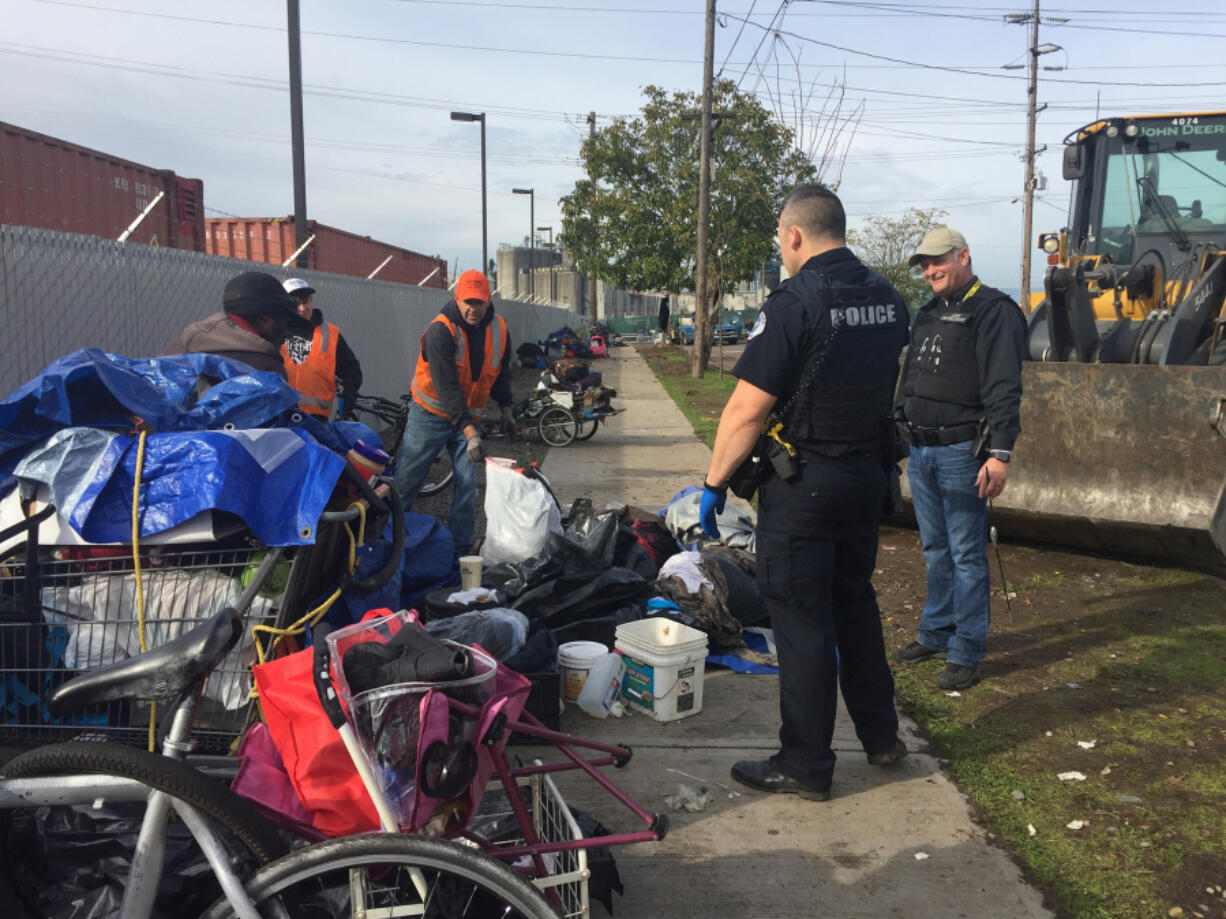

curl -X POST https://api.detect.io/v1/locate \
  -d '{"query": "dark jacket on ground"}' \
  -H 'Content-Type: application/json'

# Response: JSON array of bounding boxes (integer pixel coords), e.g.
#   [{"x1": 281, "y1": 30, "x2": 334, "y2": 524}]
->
[
  {"x1": 419, "y1": 300, "x2": 513, "y2": 429},
  {"x1": 285, "y1": 307, "x2": 364, "y2": 412},
  {"x1": 161, "y1": 312, "x2": 287, "y2": 378}
]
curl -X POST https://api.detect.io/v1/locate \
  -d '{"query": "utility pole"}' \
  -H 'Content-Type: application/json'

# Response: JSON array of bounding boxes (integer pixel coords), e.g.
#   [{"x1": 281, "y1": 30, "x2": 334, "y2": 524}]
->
[
  {"x1": 1020, "y1": 0, "x2": 1041, "y2": 311},
  {"x1": 587, "y1": 110, "x2": 598, "y2": 323},
  {"x1": 693, "y1": 0, "x2": 716, "y2": 378},
  {"x1": 286, "y1": 0, "x2": 308, "y2": 268}
]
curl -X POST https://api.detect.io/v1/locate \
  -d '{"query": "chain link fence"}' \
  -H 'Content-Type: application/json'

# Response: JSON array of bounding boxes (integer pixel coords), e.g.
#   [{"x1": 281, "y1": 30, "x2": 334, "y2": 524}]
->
[{"x1": 0, "y1": 225, "x2": 585, "y2": 399}]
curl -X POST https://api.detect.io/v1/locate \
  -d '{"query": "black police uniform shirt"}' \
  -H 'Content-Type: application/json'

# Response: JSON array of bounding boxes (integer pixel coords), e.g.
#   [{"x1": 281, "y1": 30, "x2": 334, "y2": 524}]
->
[
  {"x1": 732, "y1": 247, "x2": 910, "y2": 460},
  {"x1": 896, "y1": 276, "x2": 1026, "y2": 453}
]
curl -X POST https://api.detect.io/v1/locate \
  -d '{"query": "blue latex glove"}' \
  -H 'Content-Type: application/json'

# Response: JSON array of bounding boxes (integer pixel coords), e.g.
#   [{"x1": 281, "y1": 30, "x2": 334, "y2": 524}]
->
[{"x1": 699, "y1": 483, "x2": 727, "y2": 540}]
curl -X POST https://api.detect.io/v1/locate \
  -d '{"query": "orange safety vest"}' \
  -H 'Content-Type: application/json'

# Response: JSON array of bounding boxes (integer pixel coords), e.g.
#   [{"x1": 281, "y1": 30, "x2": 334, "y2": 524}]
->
[
  {"x1": 412, "y1": 313, "x2": 508, "y2": 420},
  {"x1": 280, "y1": 322, "x2": 340, "y2": 420}
]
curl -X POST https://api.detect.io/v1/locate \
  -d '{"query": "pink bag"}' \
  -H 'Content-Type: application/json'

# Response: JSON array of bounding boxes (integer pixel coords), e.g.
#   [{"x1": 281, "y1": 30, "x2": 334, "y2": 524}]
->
[
  {"x1": 329, "y1": 611, "x2": 532, "y2": 835},
  {"x1": 250, "y1": 609, "x2": 532, "y2": 837}
]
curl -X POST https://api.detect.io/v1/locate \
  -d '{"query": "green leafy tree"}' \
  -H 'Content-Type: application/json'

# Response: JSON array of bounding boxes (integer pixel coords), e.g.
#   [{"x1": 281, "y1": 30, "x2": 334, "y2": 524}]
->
[
  {"x1": 847, "y1": 207, "x2": 949, "y2": 310},
  {"x1": 561, "y1": 80, "x2": 815, "y2": 374}
]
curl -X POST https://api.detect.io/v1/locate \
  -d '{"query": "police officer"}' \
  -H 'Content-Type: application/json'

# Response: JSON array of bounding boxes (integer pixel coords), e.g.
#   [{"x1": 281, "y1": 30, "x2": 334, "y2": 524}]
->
[
  {"x1": 280, "y1": 279, "x2": 364, "y2": 421},
  {"x1": 700, "y1": 184, "x2": 910, "y2": 801},
  {"x1": 892, "y1": 227, "x2": 1026, "y2": 690},
  {"x1": 395, "y1": 269, "x2": 514, "y2": 556}
]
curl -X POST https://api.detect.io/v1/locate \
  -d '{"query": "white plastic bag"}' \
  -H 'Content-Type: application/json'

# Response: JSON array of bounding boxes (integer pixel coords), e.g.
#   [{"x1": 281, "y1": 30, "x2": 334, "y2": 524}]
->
[{"x1": 480, "y1": 457, "x2": 563, "y2": 566}]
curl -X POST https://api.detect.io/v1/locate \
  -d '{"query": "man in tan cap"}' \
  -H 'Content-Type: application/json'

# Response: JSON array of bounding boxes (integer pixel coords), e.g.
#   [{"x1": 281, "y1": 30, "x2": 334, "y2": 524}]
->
[{"x1": 891, "y1": 227, "x2": 1026, "y2": 690}]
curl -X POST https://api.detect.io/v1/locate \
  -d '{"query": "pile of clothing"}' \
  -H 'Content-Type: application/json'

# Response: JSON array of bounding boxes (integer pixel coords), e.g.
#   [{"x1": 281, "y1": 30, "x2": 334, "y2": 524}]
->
[{"x1": 410, "y1": 489, "x2": 775, "y2": 678}]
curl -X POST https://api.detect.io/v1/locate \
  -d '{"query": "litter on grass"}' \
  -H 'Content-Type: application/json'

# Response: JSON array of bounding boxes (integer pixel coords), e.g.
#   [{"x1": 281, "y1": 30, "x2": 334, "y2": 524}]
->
[{"x1": 1058, "y1": 771, "x2": 1087, "y2": 782}]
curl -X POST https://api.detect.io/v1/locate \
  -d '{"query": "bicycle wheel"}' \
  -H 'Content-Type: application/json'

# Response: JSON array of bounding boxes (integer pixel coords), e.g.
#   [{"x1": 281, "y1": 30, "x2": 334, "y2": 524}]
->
[
  {"x1": 0, "y1": 742, "x2": 286, "y2": 919},
  {"x1": 202, "y1": 834, "x2": 558, "y2": 919},
  {"x1": 417, "y1": 450, "x2": 455, "y2": 497},
  {"x1": 537, "y1": 407, "x2": 577, "y2": 447},
  {"x1": 574, "y1": 415, "x2": 599, "y2": 441}
]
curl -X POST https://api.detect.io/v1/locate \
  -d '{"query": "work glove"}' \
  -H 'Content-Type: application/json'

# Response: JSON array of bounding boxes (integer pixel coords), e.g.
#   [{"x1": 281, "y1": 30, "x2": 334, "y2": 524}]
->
[
  {"x1": 499, "y1": 405, "x2": 515, "y2": 437},
  {"x1": 699, "y1": 481, "x2": 727, "y2": 540},
  {"x1": 465, "y1": 434, "x2": 486, "y2": 464}
]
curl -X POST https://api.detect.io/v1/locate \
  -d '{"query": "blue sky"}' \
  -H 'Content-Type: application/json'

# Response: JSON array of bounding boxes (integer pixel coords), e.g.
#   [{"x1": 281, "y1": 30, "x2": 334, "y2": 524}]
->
[{"x1": 3, "y1": 0, "x2": 1225, "y2": 294}]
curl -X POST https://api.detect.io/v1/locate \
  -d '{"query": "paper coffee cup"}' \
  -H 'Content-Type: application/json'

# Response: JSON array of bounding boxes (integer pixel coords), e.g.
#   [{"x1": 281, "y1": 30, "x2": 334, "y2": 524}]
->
[{"x1": 459, "y1": 555, "x2": 483, "y2": 590}]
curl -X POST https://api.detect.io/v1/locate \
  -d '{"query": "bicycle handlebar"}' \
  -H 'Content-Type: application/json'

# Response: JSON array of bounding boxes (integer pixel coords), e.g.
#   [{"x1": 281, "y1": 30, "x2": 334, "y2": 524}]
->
[
  {"x1": 336, "y1": 463, "x2": 406, "y2": 594},
  {"x1": 310, "y1": 622, "x2": 347, "y2": 730}
]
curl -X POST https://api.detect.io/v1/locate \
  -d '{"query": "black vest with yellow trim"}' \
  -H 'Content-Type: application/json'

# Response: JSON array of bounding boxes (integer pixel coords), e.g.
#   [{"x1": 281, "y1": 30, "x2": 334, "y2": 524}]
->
[{"x1": 901, "y1": 280, "x2": 992, "y2": 411}]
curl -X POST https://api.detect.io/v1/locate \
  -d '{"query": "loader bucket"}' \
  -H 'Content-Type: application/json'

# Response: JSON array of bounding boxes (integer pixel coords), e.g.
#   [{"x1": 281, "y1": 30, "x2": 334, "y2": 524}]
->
[{"x1": 900, "y1": 363, "x2": 1226, "y2": 574}]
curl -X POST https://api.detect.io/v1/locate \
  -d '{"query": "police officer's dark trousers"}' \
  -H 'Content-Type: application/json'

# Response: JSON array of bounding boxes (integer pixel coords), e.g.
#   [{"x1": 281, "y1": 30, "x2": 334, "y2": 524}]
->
[{"x1": 756, "y1": 453, "x2": 900, "y2": 790}]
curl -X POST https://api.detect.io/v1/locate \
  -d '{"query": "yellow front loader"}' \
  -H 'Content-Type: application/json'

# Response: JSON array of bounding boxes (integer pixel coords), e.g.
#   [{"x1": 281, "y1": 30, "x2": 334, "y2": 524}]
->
[{"x1": 909, "y1": 112, "x2": 1226, "y2": 572}]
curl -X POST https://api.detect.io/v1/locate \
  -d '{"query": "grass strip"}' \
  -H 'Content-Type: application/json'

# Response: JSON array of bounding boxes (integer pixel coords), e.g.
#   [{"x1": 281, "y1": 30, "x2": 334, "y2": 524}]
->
[{"x1": 644, "y1": 340, "x2": 1226, "y2": 918}]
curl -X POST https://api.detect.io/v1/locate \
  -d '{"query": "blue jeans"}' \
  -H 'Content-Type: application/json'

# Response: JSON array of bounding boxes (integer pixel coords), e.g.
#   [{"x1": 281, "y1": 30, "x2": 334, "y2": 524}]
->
[
  {"x1": 394, "y1": 402, "x2": 477, "y2": 555},
  {"x1": 907, "y1": 442, "x2": 990, "y2": 669}
]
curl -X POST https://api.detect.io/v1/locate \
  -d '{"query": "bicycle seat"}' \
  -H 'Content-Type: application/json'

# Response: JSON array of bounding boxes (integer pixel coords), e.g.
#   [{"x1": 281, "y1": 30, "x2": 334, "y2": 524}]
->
[{"x1": 47, "y1": 607, "x2": 243, "y2": 714}]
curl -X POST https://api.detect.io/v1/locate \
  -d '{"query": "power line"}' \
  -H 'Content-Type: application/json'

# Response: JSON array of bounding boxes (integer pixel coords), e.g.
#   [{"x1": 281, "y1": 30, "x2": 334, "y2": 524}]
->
[
  {"x1": 380, "y1": 0, "x2": 1226, "y2": 21},
  {"x1": 723, "y1": 15, "x2": 1226, "y2": 87},
  {"x1": 717, "y1": 0, "x2": 760, "y2": 78},
  {"x1": 22, "y1": 1, "x2": 1226, "y2": 76},
  {"x1": 0, "y1": 42, "x2": 603, "y2": 123},
  {"x1": 736, "y1": 0, "x2": 790, "y2": 88}
]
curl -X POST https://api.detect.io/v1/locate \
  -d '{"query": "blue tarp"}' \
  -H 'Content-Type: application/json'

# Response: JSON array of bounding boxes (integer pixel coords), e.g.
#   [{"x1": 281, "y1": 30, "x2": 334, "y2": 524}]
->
[{"x1": 0, "y1": 349, "x2": 350, "y2": 546}]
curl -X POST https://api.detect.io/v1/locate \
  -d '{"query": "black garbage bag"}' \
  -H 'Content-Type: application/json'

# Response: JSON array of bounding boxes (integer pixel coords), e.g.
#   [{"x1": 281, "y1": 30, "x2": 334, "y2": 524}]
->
[
  {"x1": 482, "y1": 554, "x2": 564, "y2": 601},
  {"x1": 2, "y1": 801, "x2": 256, "y2": 918},
  {"x1": 573, "y1": 811, "x2": 625, "y2": 915},
  {"x1": 563, "y1": 499, "x2": 619, "y2": 568},
  {"x1": 512, "y1": 567, "x2": 650, "y2": 629}
]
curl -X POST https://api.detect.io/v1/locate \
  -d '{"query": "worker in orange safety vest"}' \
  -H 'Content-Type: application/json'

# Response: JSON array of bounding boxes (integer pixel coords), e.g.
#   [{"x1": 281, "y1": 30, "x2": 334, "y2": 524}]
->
[
  {"x1": 280, "y1": 278, "x2": 363, "y2": 421},
  {"x1": 395, "y1": 269, "x2": 513, "y2": 554}
]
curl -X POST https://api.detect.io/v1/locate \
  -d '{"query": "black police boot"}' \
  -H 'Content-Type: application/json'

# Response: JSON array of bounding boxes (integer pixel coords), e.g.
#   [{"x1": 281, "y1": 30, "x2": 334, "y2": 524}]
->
[{"x1": 730, "y1": 759, "x2": 831, "y2": 801}]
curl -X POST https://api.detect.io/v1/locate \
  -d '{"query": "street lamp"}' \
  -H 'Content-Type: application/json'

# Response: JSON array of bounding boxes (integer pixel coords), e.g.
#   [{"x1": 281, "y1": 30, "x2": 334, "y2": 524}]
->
[
  {"x1": 450, "y1": 111, "x2": 487, "y2": 276},
  {"x1": 537, "y1": 225, "x2": 553, "y2": 303},
  {"x1": 512, "y1": 187, "x2": 534, "y2": 300}
]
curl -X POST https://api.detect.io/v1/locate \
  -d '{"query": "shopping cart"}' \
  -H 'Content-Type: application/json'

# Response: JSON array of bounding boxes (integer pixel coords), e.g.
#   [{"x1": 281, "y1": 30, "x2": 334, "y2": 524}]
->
[
  {"x1": 305, "y1": 610, "x2": 668, "y2": 914},
  {"x1": 0, "y1": 464, "x2": 405, "y2": 755}
]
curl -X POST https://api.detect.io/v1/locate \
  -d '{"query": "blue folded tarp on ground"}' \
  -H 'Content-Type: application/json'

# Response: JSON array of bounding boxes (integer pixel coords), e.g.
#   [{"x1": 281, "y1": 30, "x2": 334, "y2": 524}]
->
[{"x1": 1, "y1": 349, "x2": 347, "y2": 546}]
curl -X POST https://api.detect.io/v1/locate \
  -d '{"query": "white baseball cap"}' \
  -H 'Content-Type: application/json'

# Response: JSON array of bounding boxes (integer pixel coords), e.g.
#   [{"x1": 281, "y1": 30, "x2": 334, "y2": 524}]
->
[{"x1": 283, "y1": 278, "x2": 316, "y2": 297}]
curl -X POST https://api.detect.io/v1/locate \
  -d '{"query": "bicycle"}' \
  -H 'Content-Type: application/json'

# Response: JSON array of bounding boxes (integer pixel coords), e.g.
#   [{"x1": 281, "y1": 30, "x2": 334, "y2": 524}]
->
[
  {"x1": 1, "y1": 486, "x2": 665, "y2": 917},
  {"x1": 0, "y1": 606, "x2": 558, "y2": 919},
  {"x1": 346, "y1": 393, "x2": 453, "y2": 497},
  {"x1": 349, "y1": 392, "x2": 580, "y2": 499},
  {"x1": 0, "y1": 489, "x2": 558, "y2": 918}
]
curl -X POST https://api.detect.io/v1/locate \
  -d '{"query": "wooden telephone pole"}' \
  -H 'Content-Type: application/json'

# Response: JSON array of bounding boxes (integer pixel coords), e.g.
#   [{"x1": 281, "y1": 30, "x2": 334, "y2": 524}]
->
[
  {"x1": 1020, "y1": 0, "x2": 1041, "y2": 310},
  {"x1": 692, "y1": 0, "x2": 716, "y2": 378},
  {"x1": 588, "y1": 110, "x2": 598, "y2": 323}
]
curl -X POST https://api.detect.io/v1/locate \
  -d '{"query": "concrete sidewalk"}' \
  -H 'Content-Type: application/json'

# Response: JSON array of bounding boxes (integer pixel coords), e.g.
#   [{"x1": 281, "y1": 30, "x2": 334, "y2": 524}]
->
[{"x1": 536, "y1": 347, "x2": 1052, "y2": 918}]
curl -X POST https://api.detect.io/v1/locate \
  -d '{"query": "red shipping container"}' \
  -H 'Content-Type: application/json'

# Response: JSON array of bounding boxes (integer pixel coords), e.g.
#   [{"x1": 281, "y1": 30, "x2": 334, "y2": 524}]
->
[
  {"x1": 0, "y1": 121, "x2": 205, "y2": 252},
  {"x1": 205, "y1": 217, "x2": 447, "y2": 290}
]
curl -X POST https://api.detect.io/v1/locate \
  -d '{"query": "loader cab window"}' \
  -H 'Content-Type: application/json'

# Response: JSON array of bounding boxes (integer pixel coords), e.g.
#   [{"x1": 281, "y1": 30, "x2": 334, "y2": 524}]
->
[{"x1": 1087, "y1": 115, "x2": 1226, "y2": 263}]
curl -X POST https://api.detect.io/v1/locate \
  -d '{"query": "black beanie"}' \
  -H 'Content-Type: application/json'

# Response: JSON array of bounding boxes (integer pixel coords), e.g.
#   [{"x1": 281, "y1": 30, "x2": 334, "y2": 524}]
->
[{"x1": 223, "y1": 271, "x2": 297, "y2": 320}]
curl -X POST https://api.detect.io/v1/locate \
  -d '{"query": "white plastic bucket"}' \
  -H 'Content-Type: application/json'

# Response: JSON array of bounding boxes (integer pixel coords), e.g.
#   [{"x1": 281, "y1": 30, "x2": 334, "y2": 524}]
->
[
  {"x1": 558, "y1": 640, "x2": 608, "y2": 703},
  {"x1": 614, "y1": 618, "x2": 708, "y2": 722}
]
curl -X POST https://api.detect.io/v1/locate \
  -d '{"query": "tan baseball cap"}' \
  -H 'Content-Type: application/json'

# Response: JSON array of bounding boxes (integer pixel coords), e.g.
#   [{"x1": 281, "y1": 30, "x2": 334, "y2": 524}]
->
[{"x1": 908, "y1": 227, "x2": 969, "y2": 267}]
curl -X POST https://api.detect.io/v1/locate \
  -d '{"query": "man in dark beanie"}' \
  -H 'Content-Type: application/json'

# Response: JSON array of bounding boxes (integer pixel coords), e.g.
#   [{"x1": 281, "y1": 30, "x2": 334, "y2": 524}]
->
[{"x1": 162, "y1": 271, "x2": 300, "y2": 377}]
